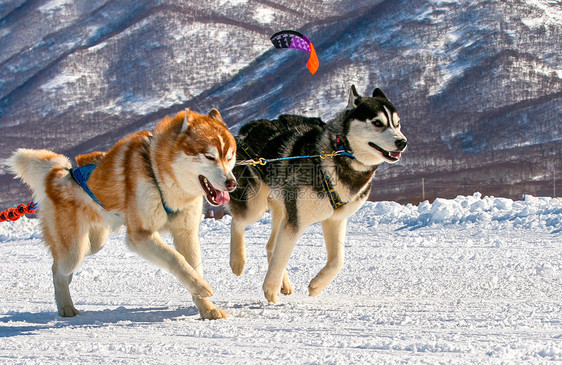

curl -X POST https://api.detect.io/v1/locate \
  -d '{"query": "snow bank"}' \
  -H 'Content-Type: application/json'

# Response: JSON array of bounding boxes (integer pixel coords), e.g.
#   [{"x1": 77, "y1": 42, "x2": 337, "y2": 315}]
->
[
  {"x1": 350, "y1": 193, "x2": 562, "y2": 232},
  {"x1": 0, "y1": 215, "x2": 42, "y2": 242},
  {"x1": 2, "y1": 194, "x2": 561, "y2": 243}
]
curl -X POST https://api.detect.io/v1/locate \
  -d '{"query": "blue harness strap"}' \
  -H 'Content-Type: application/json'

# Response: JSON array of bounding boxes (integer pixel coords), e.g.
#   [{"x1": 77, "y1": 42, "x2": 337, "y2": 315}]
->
[
  {"x1": 154, "y1": 181, "x2": 174, "y2": 215},
  {"x1": 335, "y1": 136, "x2": 356, "y2": 159},
  {"x1": 70, "y1": 163, "x2": 174, "y2": 215},
  {"x1": 69, "y1": 164, "x2": 104, "y2": 207}
]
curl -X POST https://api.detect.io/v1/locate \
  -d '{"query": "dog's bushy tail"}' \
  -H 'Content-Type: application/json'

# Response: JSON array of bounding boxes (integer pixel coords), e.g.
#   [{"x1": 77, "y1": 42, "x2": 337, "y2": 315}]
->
[{"x1": 8, "y1": 148, "x2": 71, "y2": 202}]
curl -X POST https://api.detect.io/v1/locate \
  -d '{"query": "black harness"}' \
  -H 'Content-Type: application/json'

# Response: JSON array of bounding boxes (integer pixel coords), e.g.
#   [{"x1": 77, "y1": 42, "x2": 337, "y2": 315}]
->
[{"x1": 236, "y1": 119, "x2": 354, "y2": 210}]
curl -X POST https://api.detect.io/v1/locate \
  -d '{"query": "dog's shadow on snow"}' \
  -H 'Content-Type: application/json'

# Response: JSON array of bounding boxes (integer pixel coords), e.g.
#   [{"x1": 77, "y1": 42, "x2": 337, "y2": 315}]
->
[{"x1": 0, "y1": 306, "x2": 200, "y2": 338}]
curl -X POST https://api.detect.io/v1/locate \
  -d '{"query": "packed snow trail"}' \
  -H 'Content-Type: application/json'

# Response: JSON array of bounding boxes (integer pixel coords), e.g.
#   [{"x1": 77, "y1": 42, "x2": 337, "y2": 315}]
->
[{"x1": 1, "y1": 194, "x2": 561, "y2": 363}]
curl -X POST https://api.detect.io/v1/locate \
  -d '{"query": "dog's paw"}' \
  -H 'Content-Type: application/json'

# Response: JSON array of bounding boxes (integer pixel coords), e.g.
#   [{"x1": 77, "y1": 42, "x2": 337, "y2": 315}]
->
[
  {"x1": 281, "y1": 275, "x2": 293, "y2": 295},
  {"x1": 263, "y1": 283, "x2": 279, "y2": 304},
  {"x1": 58, "y1": 305, "x2": 79, "y2": 317},
  {"x1": 200, "y1": 307, "x2": 228, "y2": 320},
  {"x1": 307, "y1": 280, "x2": 324, "y2": 297},
  {"x1": 281, "y1": 284, "x2": 293, "y2": 295},
  {"x1": 230, "y1": 257, "x2": 245, "y2": 276}
]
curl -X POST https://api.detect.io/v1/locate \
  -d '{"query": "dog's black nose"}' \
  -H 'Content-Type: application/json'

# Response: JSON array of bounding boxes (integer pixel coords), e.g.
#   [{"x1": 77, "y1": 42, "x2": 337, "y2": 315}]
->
[
  {"x1": 395, "y1": 139, "x2": 408, "y2": 151},
  {"x1": 225, "y1": 178, "x2": 237, "y2": 192}
]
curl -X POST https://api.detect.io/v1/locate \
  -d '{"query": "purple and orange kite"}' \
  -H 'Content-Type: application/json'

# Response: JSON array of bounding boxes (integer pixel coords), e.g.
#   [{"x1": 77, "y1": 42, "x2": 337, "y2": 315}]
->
[{"x1": 270, "y1": 30, "x2": 319, "y2": 75}]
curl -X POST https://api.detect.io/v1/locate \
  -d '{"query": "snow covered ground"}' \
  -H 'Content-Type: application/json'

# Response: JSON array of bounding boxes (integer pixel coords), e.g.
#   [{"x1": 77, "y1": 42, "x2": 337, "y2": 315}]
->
[{"x1": 1, "y1": 194, "x2": 561, "y2": 363}]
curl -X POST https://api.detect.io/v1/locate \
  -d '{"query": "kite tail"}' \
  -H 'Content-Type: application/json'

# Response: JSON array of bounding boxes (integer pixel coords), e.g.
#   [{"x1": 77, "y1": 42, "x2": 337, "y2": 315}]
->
[{"x1": 307, "y1": 43, "x2": 319, "y2": 75}]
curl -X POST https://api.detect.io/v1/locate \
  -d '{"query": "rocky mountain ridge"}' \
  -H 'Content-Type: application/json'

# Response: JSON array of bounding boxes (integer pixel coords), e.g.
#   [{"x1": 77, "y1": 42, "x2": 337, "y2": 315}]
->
[{"x1": 1, "y1": 0, "x2": 560, "y2": 206}]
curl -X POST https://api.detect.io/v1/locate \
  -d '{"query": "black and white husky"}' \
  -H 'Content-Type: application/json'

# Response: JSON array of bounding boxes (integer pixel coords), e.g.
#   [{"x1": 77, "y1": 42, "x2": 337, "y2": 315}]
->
[{"x1": 228, "y1": 85, "x2": 407, "y2": 303}]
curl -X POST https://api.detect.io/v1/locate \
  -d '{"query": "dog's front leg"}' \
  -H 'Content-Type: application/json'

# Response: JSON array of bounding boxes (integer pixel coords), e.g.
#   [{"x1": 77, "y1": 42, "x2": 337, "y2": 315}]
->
[
  {"x1": 308, "y1": 218, "x2": 347, "y2": 296},
  {"x1": 126, "y1": 228, "x2": 213, "y2": 299},
  {"x1": 169, "y1": 210, "x2": 227, "y2": 320},
  {"x1": 263, "y1": 222, "x2": 303, "y2": 303},
  {"x1": 229, "y1": 218, "x2": 246, "y2": 276}
]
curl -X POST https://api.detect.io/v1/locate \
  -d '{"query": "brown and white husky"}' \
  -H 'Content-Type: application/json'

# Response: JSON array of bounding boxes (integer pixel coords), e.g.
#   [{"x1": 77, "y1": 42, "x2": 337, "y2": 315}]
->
[{"x1": 9, "y1": 109, "x2": 237, "y2": 319}]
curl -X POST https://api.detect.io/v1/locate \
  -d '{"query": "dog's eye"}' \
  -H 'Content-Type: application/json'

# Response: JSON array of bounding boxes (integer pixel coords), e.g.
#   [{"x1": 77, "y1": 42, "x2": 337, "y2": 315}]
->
[
  {"x1": 204, "y1": 154, "x2": 215, "y2": 161},
  {"x1": 373, "y1": 120, "x2": 384, "y2": 128}
]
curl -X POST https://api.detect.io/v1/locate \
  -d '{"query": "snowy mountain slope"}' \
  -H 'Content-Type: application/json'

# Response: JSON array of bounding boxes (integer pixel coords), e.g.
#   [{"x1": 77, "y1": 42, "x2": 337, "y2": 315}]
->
[
  {"x1": 0, "y1": 0, "x2": 561, "y2": 206},
  {"x1": 1, "y1": 195, "x2": 561, "y2": 363},
  {"x1": 183, "y1": 0, "x2": 562, "y2": 202},
  {"x1": 0, "y1": 0, "x2": 381, "y2": 205}
]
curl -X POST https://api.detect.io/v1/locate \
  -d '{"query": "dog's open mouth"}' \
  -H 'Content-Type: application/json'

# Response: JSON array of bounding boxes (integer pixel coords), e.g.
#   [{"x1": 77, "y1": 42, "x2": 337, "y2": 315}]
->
[
  {"x1": 368, "y1": 142, "x2": 402, "y2": 161},
  {"x1": 199, "y1": 175, "x2": 230, "y2": 206}
]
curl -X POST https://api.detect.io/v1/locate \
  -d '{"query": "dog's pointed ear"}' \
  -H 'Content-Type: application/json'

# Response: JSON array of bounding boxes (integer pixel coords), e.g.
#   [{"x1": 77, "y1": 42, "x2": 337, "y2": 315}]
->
[
  {"x1": 347, "y1": 84, "x2": 360, "y2": 110},
  {"x1": 181, "y1": 108, "x2": 193, "y2": 133},
  {"x1": 372, "y1": 88, "x2": 388, "y2": 100},
  {"x1": 208, "y1": 108, "x2": 224, "y2": 124}
]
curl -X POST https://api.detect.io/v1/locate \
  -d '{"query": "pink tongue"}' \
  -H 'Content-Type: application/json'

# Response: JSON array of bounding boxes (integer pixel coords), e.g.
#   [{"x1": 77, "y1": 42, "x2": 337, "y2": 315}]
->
[
  {"x1": 390, "y1": 151, "x2": 401, "y2": 159},
  {"x1": 215, "y1": 190, "x2": 230, "y2": 205}
]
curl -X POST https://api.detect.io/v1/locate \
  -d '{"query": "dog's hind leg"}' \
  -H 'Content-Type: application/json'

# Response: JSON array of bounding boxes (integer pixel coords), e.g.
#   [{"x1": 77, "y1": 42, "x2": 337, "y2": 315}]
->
[
  {"x1": 51, "y1": 225, "x2": 107, "y2": 317},
  {"x1": 47, "y1": 227, "x2": 91, "y2": 317},
  {"x1": 308, "y1": 218, "x2": 347, "y2": 297},
  {"x1": 88, "y1": 225, "x2": 109, "y2": 255},
  {"x1": 169, "y1": 208, "x2": 227, "y2": 320},
  {"x1": 263, "y1": 221, "x2": 305, "y2": 303},
  {"x1": 52, "y1": 265, "x2": 79, "y2": 317},
  {"x1": 266, "y1": 203, "x2": 293, "y2": 295}
]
